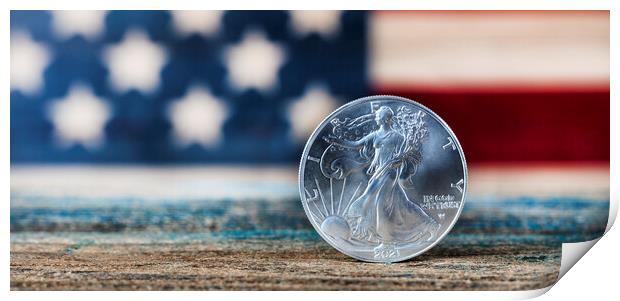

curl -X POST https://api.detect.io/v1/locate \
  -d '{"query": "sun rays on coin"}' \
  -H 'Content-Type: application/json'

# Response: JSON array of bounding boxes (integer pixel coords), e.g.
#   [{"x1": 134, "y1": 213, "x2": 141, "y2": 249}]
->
[{"x1": 304, "y1": 176, "x2": 363, "y2": 241}]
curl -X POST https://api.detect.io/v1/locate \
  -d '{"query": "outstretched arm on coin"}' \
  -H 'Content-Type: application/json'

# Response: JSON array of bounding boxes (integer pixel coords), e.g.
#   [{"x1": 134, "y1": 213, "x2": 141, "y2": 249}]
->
[{"x1": 323, "y1": 132, "x2": 374, "y2": 149}]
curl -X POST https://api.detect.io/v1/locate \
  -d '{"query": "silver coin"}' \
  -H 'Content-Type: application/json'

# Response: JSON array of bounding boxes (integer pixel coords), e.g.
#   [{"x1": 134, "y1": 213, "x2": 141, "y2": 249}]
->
[{"x1": 298, "y1": 95, "x2": 467, "y2": 263}]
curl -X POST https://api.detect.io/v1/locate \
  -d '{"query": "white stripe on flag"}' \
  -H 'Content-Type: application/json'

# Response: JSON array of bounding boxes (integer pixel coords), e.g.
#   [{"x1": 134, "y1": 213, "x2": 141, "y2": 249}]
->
[
  {"x1": 10, "y1": 165, "x2": 609, "y2": 202},
  {"x1": 371, "y1": 12, "x2": 609, "y2": 89}
]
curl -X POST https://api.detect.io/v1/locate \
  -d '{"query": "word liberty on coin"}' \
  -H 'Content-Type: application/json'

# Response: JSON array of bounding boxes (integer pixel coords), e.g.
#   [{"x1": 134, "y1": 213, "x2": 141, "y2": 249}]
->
[{"x1": 299, "y1": 95, "x2": 467, "y2": 263}]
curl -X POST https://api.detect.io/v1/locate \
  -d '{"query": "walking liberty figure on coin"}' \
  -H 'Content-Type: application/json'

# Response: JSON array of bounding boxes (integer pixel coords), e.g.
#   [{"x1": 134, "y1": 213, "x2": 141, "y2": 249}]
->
[{"x1": 299, "y1": 96, "x2": 467, "y2": 262}]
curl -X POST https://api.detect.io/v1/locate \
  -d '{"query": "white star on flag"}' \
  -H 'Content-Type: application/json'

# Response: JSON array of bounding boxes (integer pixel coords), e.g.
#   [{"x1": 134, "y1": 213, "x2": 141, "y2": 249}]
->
[
  {"x1": 168, "y1": 86, "x2": 228, "y2": 148},
  {"x1": 104, "y1": 30, "x2": 167, "y2": 94},
  {"x1": 287, "y1": 84, "x2": 339, "y2": 142},
  {"x1": 52, "y1": 10, "x2": 107, "y2": 39},
  {"x1": 48, "y1": 85, "x2": 111, "y2": 150},
  {"x1": 224, "y1": 31, "x2": 286, "y2": 92},
  {"x1": 170, "y1": 11, "x2": 223, "y2": 37},
  {"x1": 289, "y1": 11, "x2": 342, "y2": 38},
  {"x1": 10, "y1": 31, "x2": 51, "y2": 95}
]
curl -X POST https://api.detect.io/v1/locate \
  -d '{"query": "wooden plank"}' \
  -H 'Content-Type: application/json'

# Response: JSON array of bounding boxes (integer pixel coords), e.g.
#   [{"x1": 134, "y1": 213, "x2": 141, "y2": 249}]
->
[
  {"x1": 10, "y1": 166, "x2": 609, "y2": 290},
  {"x1": 11, "y1": 235, "x2": 560, "y2": 290}
]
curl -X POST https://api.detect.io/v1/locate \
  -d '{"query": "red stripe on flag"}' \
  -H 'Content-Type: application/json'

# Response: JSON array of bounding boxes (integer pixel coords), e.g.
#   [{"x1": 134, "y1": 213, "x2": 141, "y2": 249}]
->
[{"x1": 372, "y1": 88, "x2": 610, "y2": 162}]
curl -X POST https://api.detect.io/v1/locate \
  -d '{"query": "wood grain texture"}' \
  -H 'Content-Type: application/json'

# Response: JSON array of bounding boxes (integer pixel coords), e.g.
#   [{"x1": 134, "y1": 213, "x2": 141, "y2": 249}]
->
[
  {"x1": 10, "y1": 166, "x2": 609, "y2": 290},
  {"x1": 11, "y1": 236, "x2": 560, "y2": 290}
]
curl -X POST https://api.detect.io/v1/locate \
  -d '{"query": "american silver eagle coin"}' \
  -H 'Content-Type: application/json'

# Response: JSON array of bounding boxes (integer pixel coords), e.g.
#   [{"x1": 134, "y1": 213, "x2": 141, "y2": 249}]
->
[{"x1": 298, "y1": 95, "x2": 467, "y2": 263}]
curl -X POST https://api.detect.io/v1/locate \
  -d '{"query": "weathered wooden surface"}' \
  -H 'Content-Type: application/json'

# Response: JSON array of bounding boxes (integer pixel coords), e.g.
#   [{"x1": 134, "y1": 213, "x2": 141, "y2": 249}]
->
[
  {"x1": 10, "y1": 166, "x2": 609, "y2": 290},
  {"x1": 11, "y1": 236, "x2": 561, "y2": 290}
]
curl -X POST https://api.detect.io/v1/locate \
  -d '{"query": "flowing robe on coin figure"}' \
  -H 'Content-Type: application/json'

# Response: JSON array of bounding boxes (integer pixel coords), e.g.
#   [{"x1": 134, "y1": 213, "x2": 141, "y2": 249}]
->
[{"x1": 323, "y1": 106, "x2": 439, "y2": 247}]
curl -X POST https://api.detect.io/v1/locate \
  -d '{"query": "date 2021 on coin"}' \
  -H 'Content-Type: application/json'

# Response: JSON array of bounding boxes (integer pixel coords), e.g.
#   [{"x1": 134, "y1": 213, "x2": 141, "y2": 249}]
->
[{"x1": 299, "y1": 95, "x2": 467, "y2": 263}]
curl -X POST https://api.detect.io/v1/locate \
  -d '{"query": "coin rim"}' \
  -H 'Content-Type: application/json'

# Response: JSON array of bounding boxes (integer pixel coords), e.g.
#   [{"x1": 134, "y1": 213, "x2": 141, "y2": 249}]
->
[{"x1": 298, "y1": 95, "x2": 468, "y2": 263}]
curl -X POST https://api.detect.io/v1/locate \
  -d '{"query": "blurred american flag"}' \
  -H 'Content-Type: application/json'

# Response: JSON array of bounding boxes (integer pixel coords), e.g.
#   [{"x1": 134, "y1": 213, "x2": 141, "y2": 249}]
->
[
  {"x1": 9, "y1": 11, "x2": 611, "y2": 290},
  {"x1": 10, "y1": 10, "x2": 609, "y2": 164}
]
